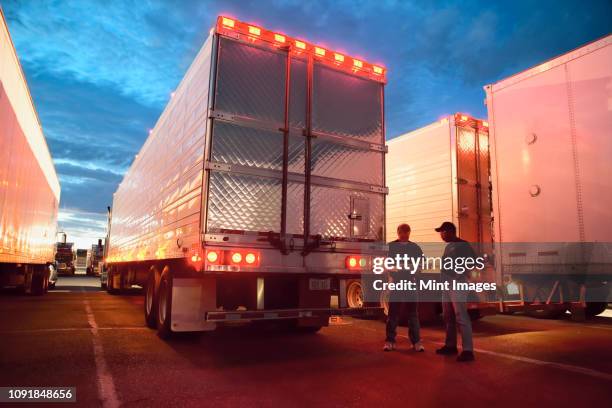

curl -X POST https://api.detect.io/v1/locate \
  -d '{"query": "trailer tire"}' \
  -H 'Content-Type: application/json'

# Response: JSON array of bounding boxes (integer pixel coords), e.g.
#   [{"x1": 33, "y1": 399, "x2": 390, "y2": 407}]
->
[
  {"x1": 144, "y1": 272, "x2": 158, "y2": 329},
  {"x1": 346, "y1": 280, "x2": 364, "y2": 308},
  {"x1": 156, "y1": 268, "x2": 173, "y2": 339},
  {"x1": 107, "y1": 268, "x2": 119, "y2": 295},
  {"x1": 30, "y1": 267, "x2": 46, "y2": 296}
]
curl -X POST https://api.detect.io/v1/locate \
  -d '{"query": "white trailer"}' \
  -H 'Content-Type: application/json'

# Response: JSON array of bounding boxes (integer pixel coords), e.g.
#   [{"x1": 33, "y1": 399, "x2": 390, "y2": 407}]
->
[
  {"x1": 383, "y1": 113, "x2": 497, "y2": 320},
  {"x1": 485, "y1": 34, "x2": 612, "y2": 318},
  {"x1": 106, "y1": 16, "x2": 387, "y2": 337},
  {"x1": 0, "y1": 8, "x2": 60, "y2": 295}
]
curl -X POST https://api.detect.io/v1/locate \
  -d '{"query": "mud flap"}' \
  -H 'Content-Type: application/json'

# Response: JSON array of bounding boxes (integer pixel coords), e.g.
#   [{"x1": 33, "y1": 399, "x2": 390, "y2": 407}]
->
[{"x1": 171, "y1": 277, "x2": 217, "y2": 332}]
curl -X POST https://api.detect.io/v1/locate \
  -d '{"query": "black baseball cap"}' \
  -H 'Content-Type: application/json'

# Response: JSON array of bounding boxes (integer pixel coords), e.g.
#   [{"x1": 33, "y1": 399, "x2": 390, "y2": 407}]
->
[{"x1": 435, "y1": 221, "x2": 456, "y2": 232}]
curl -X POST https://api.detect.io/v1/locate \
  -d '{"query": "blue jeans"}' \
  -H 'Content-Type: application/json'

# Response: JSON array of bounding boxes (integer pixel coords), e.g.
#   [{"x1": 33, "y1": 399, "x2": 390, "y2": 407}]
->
[
  {"x1": 442, "y1": 289, "x2": 473, "y2": 351},
  {"x1": 385, "y1": 301, "x2": 420, "y2": 344}
]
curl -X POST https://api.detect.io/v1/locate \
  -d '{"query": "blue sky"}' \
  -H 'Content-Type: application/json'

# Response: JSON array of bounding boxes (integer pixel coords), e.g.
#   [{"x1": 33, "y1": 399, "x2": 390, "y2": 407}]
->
[{"x1": 2, "y1": 0, "x2": 611, "y2": 248}]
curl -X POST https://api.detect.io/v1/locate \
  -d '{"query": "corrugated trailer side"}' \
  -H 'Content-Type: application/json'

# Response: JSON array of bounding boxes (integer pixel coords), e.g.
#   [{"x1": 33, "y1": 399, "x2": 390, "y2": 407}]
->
[
  {"x1": 485, "y1": 35, "x2": 612, "y2": 318},
  {"x1": 0, "y1": 8, "x2": 60, "y2": 294},
  {"x1": 107, "y1": 36, "x2": 212, "y2": 272},
  {"x1": 386, "y1": 119, "x2": 454, "y2": 243}
]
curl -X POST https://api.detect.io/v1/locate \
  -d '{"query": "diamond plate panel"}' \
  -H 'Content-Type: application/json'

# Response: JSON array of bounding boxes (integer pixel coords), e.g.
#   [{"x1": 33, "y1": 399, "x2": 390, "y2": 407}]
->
[
  {"x1": 211, "y1": 122, "x2": 304, "y2": 172},
  {"x1": 207, "y1": 172, "x2": 281, "y2": 232},
  {"x1": 215, "y1": 38, "x2": 286, "y2": 125},
  {"x1": 312, "y1": 64, "x2": 383, "y2": 143},
  {"x1": 311, "y1": 139, "x2": 383, "y2": 185},
  {"x1": 310, "y1": 186, "x2": 384, "y2": 240},
  {"x1": 286, "y1": 182, "x2": 304, "y2": 235}
]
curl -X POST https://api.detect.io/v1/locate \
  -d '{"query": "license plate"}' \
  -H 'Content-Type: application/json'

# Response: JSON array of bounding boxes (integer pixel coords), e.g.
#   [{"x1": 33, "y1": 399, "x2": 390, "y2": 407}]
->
[{"x1": 309, "y1": 278, "x2": 330, "y2": 291}]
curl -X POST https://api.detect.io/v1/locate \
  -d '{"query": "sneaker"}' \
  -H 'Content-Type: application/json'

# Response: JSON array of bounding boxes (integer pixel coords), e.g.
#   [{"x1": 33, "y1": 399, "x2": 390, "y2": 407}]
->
[
  {"x1": 435, "y1": 345, "x2": 458, "y2": 355},
  {"x1": 383, "y1": 342, "x2": 396, "y2": 352},
  {"x1": 413, "y1": 341, "x2": 425, "y2": 352},
  {"x1": 457, "y1": 351, "x2": 475, "y2": 362}
]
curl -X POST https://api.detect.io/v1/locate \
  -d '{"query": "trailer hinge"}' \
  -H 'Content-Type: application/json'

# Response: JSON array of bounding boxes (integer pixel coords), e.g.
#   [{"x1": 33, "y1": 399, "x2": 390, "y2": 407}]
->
[
  {"x1": 209, "y1": 109, "x2": 235, "y2": 121},
  {"x1": 369, "y1": 143, "x2": 388, "y2": 153},
  {"x1": 369, "y1": 185, "x2": 388, "y2": 194},
  {"x1": 205, "y1": 161, "x2": 232, "y2": 172}
]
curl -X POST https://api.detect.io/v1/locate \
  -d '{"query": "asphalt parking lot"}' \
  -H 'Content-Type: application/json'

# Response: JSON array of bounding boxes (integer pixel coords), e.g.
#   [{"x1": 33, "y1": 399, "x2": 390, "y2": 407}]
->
[{"x1": 1, "y1": 276, "x2": 610, "y2": 407}]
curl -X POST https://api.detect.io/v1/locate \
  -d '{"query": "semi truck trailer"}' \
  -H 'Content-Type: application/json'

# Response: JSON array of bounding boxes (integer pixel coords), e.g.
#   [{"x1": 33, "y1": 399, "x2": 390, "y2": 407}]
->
[
  {"x1": 106, "y1": 16, "x2": 387, "y2": 337},
  {"x1": 485, "y1": 34, "x2": 612, "y2": 318},
  {"x1": 378, "y1": 35, "x2": 611, "y2": 321},
  {"x1": 0, "y1": 8, "x2": 60, "y2": 295}
]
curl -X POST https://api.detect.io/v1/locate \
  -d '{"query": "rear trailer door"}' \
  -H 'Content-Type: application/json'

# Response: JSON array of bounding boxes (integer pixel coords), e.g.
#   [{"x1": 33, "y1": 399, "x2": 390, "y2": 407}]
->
[
  {"x1": 205, "y1": 35, "x2": 386, "y2": 245},
  {"x1": 453, "y1": 117, "x2": 492, "y2": 255}
]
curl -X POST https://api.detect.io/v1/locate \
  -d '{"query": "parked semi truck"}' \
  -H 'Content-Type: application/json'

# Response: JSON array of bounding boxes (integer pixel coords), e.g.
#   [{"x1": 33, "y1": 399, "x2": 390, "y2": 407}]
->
[
  {"x1": 86, "y1": 239, "x2": 104, "y2": 275},
  {"x1": 75, "y1": 249, "x2": 88, "y2": 272},
  {"x1": 376, "y1": 34, "x2": 611, "y2": 321},
  {"x1": 106, "y1": 16, "x2": 387, "y2": 337},
  {"x1": 0, "y1": 8, "x2": 60, "y2": 295}
]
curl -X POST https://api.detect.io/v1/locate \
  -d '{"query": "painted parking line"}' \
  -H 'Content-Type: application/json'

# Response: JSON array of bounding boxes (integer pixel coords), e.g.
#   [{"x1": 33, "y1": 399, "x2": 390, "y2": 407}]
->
[
  {"x1": 0, "y1": 327, "x2": 148, "y2": 334},
  {"x1": 361, "y1": 325, "x2": 612, "y2": 382},
  {"x1": 84, "y1": 300, "x2": 121, "y2": 408}
]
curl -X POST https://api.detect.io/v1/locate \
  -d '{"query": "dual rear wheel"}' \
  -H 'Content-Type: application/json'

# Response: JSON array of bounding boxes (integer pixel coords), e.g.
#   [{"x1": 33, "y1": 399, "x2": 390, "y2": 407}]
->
[{"x1": 144, "y1": 268, "x2": 173, "y2": 338}]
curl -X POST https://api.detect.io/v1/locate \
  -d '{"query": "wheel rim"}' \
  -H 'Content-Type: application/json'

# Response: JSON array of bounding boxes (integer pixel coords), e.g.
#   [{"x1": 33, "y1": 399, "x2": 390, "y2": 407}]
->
[
  {"x1": 146, "y1": 281, "x2": 154, "y2": 315},
  {"x1": 347, "y1": 282, "x2": 364, "y2": 308},
  {"x1": 158, "y1": 281, "x2": 167, "y2": 323}
]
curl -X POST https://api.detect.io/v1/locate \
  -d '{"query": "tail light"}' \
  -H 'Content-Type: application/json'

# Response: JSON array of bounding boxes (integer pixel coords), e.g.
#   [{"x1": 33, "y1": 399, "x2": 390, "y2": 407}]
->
[
  {"x1": 345, "y1": 255, "x2": 368, "y2": 270},
  {"x1": 205, "y1": 249, "x2": 222, "y2": 264},
  {"x1": 203, "y1": 249, "x2": 261, "y2": 268},
  {"x1": 229, "y1": 250, "x2": 260, "y2": 267}
]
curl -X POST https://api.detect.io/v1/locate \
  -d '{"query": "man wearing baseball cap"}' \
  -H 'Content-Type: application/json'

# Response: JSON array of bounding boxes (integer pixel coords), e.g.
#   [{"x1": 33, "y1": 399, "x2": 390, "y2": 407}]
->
[{"x1": 434, "y1": 221, "x2": 477, "y2": 362}]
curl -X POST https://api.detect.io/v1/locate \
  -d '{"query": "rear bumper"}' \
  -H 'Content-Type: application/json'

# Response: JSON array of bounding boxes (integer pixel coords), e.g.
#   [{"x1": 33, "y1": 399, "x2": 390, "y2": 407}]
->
[{"x1": 205, "y1": 306, "x2": 383, "y2": 323}]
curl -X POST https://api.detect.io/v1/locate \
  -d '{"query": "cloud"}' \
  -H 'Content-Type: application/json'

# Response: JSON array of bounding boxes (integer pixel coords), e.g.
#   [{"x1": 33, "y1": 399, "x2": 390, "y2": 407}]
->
[
  {"x1": 2, "y1": 0, "x2": 610, "y2": 247},
  {"x1": 58, "y1": 208, "x2": 108, "y2": 249}
]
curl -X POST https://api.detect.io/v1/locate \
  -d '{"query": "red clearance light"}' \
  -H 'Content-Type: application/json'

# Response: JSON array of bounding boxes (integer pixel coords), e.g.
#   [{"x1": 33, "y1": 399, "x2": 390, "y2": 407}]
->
[
  {"x1": 222, "y1": 17, "x2": 235, "y2": 28},
  {"x1": 215, "y1": 16, "x2": 386, "y2": 82},
  {"x1": 248, "y1": 25, "x2": 261, "y2": 36}
]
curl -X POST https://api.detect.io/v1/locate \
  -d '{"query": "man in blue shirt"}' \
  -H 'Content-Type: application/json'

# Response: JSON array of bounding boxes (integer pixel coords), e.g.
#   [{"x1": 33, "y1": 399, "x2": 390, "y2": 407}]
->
[{"x1": 383, "y1": 223, "x2": 425, "y2": 352}]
